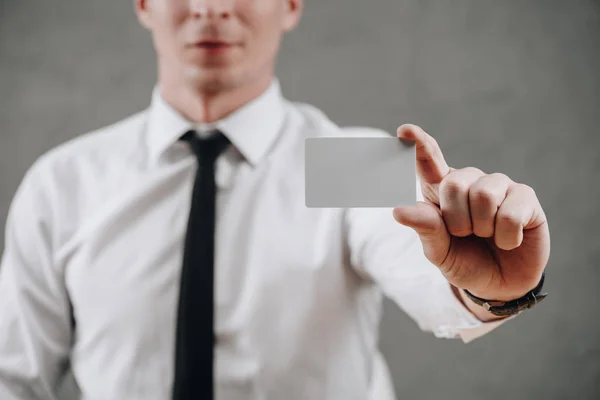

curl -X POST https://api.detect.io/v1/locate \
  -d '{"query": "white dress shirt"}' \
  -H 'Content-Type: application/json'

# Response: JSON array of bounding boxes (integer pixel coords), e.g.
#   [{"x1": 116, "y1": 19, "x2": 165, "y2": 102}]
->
[{"x1": 0, "y1": 80, "x2": 506, "y2": 400}]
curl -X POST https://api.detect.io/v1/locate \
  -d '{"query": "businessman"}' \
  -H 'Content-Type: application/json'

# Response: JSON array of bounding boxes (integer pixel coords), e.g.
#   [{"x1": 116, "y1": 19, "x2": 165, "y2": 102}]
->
[{"x1": 0, "y1": 0, "x2": 550, "y2": 399}]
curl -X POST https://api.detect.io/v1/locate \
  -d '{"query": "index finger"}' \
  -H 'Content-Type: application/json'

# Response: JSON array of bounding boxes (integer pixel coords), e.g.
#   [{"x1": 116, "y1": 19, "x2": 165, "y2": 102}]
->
[{"x1": 397, "y1": 124, "x2": 451, "y2": 184}]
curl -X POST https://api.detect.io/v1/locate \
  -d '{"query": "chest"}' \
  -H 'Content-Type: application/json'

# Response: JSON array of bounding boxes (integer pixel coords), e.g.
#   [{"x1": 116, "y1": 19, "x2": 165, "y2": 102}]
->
[{"x1": 62, "y1": 165, "x2": 359, "y2": 355}]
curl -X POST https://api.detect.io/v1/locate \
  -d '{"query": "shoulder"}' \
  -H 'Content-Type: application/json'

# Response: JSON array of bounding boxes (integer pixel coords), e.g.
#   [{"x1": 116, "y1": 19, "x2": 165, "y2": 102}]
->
[
  {"x1": 7, "y1": 111, "x2": 149, "y2": 250},
  {"x1": 13, "y1": 110, "x2": 148, "y2": 218},
  {"x1": 287, "y1": 100, "x2": 392, "y2": 139},
  {"x1": 340, "y1": 126, "x2": 393, "y2": 138},
  {"x1": 26, "y1": 110, "x2": 148, "y2": 186},
  {"x1": 40, "y1": 110, "x2": 147, "y2": 171}
]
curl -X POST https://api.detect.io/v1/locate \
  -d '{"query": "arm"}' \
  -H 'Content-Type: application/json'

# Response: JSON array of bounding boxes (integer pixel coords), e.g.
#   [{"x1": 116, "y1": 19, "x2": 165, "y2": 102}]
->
[
  {"x1": 0, "y1": 163, "x2": 73, "y2": 399},
  {"x1": 345, "y1": 123, "x2": 550, "y2": 341}
]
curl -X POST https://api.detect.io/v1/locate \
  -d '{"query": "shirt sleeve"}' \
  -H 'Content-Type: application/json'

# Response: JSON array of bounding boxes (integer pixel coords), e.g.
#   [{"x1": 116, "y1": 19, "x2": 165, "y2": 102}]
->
[
  {"x1": 0, "y1": 161, "x2": 73, "y2": 399},
  {"x1": 345, "y1": 177, "x2": 511, "y2": 343}
]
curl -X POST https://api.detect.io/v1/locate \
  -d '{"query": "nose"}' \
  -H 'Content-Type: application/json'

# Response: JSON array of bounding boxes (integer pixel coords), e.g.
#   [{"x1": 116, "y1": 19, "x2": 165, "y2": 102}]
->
[{"x1": 190, "y1": 0, "x2": 232, "y2": 20}]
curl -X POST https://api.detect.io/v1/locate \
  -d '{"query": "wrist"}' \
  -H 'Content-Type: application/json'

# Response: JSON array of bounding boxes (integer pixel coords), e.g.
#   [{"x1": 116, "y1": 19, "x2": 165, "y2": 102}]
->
[
  {"x1": 452, "y1": 285, "x2": 507, "y2": 322},
  {"x1": 466, "y1": 274, "x2": 544, "y2": 302}
]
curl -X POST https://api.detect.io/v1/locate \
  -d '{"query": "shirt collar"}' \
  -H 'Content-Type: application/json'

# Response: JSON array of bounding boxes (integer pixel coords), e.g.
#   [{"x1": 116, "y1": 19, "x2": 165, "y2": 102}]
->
[{"x1": 146, "y1": 79, "x2": 286, "y2": 166}]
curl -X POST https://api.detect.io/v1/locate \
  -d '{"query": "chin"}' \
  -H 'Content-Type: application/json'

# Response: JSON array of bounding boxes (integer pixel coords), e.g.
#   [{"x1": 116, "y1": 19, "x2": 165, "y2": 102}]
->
[{"x1": 186, "y1": 66, "x2": 242, "y2": 94}]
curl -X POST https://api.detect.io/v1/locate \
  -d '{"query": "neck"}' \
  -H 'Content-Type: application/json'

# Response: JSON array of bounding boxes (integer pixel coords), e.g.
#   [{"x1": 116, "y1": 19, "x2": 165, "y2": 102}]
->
[{"x1": 158, "y1": 70, "x2": 273, "y2": 124}]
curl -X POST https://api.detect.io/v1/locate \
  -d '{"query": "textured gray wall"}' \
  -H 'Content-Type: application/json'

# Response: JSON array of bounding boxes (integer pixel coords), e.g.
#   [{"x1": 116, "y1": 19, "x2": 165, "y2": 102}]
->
[{"x1": 1, "y1": 1, "x2": 599, "y2": 399}]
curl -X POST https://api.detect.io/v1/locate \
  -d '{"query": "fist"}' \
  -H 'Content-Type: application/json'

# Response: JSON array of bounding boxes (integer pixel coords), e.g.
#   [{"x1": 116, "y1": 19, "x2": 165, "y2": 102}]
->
[{"x1": 393, "y1": 124, "x2": 550, "y2": 301}]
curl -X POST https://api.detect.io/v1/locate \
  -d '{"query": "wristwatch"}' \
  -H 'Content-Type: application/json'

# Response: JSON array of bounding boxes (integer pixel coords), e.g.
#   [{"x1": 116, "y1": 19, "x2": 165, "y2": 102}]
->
[{"x1": 463, "y1": 273, "x2": 547, "y2": 317}]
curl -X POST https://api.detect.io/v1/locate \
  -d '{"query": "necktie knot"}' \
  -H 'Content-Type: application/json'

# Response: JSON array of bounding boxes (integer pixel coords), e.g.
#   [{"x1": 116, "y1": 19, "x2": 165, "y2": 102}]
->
[{"x1": 181, "y1": 130, "x2": 230, "y2": 165}]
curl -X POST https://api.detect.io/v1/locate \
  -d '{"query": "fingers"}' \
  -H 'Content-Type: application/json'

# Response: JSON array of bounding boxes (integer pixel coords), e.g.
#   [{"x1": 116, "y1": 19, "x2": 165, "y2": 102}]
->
[
  {"x1": 397, "y1": 124, "x2": 451, "y2": 185},
  {"x1": 494, "y1": 184, "x2": 541, "y2": 250},
  {"x1": 396, "y1": 124, "x2": 546, "y2": 252},
  {"x1": 438, "y1": 167, "x2": 485, "y2": 237},
  {"x1": 469, "y1": 173, "x2": 513, "y2": 238},
  {"x1": 439, "y1": 170, "x2": 544, "y2": 250}
]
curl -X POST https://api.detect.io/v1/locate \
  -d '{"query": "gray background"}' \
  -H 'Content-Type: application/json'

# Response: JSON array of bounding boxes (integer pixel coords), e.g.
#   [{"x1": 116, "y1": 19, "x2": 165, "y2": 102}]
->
[{"x1": 1, "y1": 0, "x2": 599, "y2": 399}]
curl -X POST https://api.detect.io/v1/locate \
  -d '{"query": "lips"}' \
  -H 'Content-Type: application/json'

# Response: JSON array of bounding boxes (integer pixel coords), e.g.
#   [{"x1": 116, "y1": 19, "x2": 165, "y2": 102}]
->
[{"x1": 195, "y1": 41, "x2": 232, "y2": 48}]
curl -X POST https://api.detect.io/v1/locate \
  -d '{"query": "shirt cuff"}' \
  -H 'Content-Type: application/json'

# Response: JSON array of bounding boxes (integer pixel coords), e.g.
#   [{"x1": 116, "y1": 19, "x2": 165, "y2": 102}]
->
[
  {"x1": 432, "y1": 280, "x2": 514, "y2": 343},
  {"x1": 458, "y1": 317, "x2": 513, "y2": 344}
]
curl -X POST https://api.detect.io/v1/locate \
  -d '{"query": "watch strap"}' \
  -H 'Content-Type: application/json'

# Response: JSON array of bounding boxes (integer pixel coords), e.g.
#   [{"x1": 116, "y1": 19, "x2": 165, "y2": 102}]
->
[{"x1": 463, "y1": 273, "x2": 547, "y2": 317}]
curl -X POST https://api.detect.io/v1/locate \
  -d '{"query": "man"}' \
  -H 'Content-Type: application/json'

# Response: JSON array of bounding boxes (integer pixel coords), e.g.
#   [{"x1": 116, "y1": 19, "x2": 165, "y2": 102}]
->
[{"x1": 0, "y1": 0, "x2": 550, "y2": 399}]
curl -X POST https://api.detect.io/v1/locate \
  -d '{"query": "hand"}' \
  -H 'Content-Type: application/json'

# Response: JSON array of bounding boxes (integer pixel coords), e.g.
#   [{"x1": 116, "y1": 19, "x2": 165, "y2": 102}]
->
[{"x1": 392, "y1": 124, "x2": 550, "y2": 302}]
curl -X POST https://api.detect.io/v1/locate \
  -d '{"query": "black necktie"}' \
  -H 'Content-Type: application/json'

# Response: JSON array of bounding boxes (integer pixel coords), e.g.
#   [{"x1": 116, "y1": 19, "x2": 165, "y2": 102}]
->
[{"x1": 172, "y1": 130, "x2": 230, "y2": 400}]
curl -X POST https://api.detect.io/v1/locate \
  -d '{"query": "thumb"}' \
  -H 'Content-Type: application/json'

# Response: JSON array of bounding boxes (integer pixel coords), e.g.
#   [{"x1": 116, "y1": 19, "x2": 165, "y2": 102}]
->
[{"x1": 393, "y1": 201, "x2": 451, "y2": 267}]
